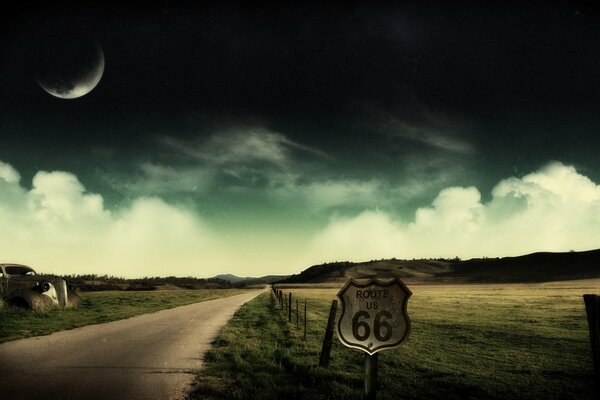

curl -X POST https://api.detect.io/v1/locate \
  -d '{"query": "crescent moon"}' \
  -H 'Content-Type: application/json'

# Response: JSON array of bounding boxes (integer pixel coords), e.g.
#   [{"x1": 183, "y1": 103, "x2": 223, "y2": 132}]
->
[{"x1": 37, "y1": 43, "x2": 105, "y2": 100}]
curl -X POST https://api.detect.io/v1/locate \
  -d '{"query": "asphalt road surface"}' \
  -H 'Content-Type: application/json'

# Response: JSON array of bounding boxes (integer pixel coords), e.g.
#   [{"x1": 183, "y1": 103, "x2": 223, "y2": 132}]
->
[{"x1": 0, "y1": 290, "x2": 262, "y2": 400}]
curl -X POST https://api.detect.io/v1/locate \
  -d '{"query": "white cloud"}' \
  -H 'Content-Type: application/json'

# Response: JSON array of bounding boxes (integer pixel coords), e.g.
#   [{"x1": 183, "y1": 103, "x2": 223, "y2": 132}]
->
[
  {"x1": 103, "y1": 198, "x2": 219, "y2": 274},
  {"x1": 28, "y1": 171, "x2": 109, "y2": 224},
  {"x1": 304, "y1": 181, "x2": 382, "y2": 209},
  {"x1": 0, "y1": 161, "x2": 20, "y2": 183},
  {"x1": 376, "y1": 110, "x2": 476, "y2": 155},
  {"x1": 0, "y1": 162, "x2": 223, "y2": 277},
  {"x1": 269, "y1": 176, "x2": 383, "y2": 210},
  {"x1": 309, "y1": 162, "x2": 600, "y2": 262},
  {"x1": 112, "y1": 128, "x2": 330, "y2": 196},
  {"x1": 162, "y1": 127, "x2": 327, "y2": 166},
  {"x1": 392, "y1": 122, "x2": 476, "y2": 155},
  {"x1": 311, "y1": 211, "x2": 408, "y2": 260},
  {"x1": 123, "y1": 163, "x2": 214, "y2": 195},
  {"x1": 2, "y1": 160, "x2": 599, "y2": 278}
]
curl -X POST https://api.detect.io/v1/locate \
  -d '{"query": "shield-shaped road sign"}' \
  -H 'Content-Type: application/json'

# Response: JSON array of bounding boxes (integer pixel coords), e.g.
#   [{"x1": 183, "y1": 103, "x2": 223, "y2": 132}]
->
[{"x1": 336, "y1": 278, "x2": 411, "y2": 355}]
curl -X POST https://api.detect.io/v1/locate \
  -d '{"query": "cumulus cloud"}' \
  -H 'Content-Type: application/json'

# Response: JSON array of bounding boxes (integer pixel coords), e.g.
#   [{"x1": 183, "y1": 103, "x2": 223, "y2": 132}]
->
[
  {"x1": 310, "y1": 162, "x2": 600, "y2": 262},
  {"x1": 0, "y1": 161, "x2": 20, "y2": 183},
  {"x1": 0, "y1": 163, "x2": 222, "y2": 277},
  {"x1": 2, "y1": 160, "x2": 599, "y2": 277},
  {"x1": 29, "y1": 171, "x2": 109, "y2": 224}
]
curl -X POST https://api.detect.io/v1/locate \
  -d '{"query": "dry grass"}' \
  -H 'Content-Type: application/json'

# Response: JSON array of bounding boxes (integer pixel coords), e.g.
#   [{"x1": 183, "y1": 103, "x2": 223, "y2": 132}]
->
[{"x1": 191, "y1": 281, "x2": 598, "y2": 399}]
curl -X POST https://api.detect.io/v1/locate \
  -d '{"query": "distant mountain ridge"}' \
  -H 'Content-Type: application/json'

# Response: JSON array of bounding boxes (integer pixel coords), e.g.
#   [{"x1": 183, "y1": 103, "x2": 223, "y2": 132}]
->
[
  {"x1": 212, "y1": 274, "x2": 291, "y2": 286},
  {"x1": 278, "y1": 249, "x2": 600, "y2": 284}
]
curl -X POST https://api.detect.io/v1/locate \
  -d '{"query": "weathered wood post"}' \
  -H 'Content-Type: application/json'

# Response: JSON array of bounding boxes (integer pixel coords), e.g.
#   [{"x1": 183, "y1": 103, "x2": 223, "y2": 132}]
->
[
  {"x1": 583, "y1": 294, "x2": 600, "y2": 377},
  {"x1": 364, "y1": 353, "x2": 379, "y2": 400},
  {"x1": 304, "y1": 299, "x2": 307, "y2": 341},
  {"x1": 288, "y1": 293, "x2": 292, "y2": 322},
  {"x1": 319, "y1": 299, "x2": 338, "y2": 367},
  {"x1": 280, "y1": 291, "x2": 284, "y2": 310},
  {"x1": 296, "y1": 298, "x2": 299, "y2": 328}
]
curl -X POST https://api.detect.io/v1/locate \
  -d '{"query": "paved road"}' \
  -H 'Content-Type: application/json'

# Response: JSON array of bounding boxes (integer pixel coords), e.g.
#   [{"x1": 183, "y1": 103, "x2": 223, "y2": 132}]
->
[{"x1": 0, "y1": 290, "x2": 263, "y2": 400}]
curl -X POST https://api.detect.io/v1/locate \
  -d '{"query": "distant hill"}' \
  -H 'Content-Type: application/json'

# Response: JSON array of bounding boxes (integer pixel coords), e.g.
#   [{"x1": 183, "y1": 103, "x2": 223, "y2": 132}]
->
[
  {"x1": 278, "y1": 249, "x2": 600, "y2": 284},
  {"x1": 212, "y1": 274, "x2": 291, "y2": 287},
  {"x1": 444, "y1": 248, "x2": 600, "y2": 283},
  {"x1": 278, "y1": 259, "x2": 452, "y2": 284},
  {"x1": 213, "y1": 274, "x2": 248, "y2": 284}
]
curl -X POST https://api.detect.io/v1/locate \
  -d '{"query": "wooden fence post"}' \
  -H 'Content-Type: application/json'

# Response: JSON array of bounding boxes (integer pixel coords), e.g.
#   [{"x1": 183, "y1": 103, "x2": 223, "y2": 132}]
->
[
  {"x1": 584, "y1": 294, "x2": 600, "y2": 375},
  {"x1": 296, "y1": 298, "x2": 299, "y2": 328},
  {"x1": 288, "y1": 293, "x2": 292, "y2": 322},
  {"x1": 304, "y1": 299, "x2": 307, "y2": 341},
  {"x1": 319, "y1": 299, "x2": 338, "y2": 367}
]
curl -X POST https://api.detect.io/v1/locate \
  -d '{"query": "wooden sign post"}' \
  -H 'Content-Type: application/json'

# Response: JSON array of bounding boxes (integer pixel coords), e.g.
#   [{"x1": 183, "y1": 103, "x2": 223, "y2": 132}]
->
[{"x1": 337, "y1": 278, "x2": 412, "y2": 399}]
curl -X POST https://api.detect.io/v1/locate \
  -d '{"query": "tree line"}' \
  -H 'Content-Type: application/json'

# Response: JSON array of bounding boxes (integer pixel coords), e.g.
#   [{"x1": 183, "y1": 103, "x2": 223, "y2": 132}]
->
[{"x1": 62, "y1": 274, "x2": 233, "y2": 291}]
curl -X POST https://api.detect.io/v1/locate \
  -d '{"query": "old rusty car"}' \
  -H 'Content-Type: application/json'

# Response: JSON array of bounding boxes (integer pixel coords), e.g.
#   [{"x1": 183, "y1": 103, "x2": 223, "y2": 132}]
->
[{"x1": 0, "y1": 264, "x2": 80, "y2": 310}]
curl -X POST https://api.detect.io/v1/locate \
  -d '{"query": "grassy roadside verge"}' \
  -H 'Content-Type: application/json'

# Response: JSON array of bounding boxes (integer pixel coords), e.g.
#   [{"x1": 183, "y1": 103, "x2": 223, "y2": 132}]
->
[
  {"x1": 189, "y1": 292, "x2": 354, "y2": 400},
  {"x1": 0, "y1": 289, "x2": 251, "y2": 343},
  {"x1": 190, "y1": 286, "x2": 594, "y2": 400}
]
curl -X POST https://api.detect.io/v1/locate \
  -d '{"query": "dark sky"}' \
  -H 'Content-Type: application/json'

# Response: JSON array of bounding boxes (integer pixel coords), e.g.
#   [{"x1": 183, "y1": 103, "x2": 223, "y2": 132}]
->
[{"x1": 1, "y1": 1, "x2": 599, "y2": 276}]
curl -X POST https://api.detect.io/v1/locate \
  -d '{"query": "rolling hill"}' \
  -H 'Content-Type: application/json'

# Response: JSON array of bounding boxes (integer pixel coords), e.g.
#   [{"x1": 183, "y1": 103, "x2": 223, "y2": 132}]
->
[{"x1": 278, "y1": 249, "x2": 600, "y2": 284}]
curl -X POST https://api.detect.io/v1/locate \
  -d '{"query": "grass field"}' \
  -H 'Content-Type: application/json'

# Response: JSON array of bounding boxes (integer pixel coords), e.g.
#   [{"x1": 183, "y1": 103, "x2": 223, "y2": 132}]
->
[
  {"x1": 0, "y1": 289, "x2": 250, "y2": 343},
  {"x1": 190, "y1": 282, "x2": 597, "y2": 399}
]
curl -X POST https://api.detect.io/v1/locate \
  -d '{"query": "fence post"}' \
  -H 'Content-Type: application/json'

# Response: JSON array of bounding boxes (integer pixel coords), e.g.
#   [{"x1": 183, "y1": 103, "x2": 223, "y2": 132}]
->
[
  {"x1": 296, "y1": 298, "x2": 299, "y2": 329},
  {"x1": 288, "y1": 293, "x2": 292, "y2": 323},
  {"x1": 319, "y1": 299, "x2": 338, "y2": 367},
  {"x1": 280, "y1": 291, "x2": 284, "y2": 310},
  {"x1": 584, "y1": 295, "x2": 600, "y2": 376},
  {"x1": 304, "y1": 299, "x2": 307, "y2": 341}
]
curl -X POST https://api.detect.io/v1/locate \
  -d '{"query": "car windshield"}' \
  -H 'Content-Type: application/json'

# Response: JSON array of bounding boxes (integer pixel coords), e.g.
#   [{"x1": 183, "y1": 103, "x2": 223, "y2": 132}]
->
[{"x1": 5, "y1": 266, "x2": 36, "y2": 276}]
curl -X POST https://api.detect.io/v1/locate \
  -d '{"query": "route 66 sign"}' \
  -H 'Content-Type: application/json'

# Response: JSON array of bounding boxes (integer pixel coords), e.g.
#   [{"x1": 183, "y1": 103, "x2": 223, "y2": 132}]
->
[{"x1": 336, "y1": 278, "x2": 411, "y2": 355}]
